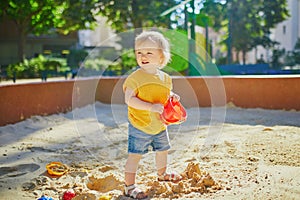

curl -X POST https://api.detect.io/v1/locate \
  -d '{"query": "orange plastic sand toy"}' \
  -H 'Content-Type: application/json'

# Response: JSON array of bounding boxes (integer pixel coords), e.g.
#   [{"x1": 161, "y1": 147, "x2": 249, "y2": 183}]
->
[
  {"x1": 46, "y1": 161, "x2": 68, "y2": 176},
  {"x1": 160, "y1": 97, "x2": 187, "y2": 125}
]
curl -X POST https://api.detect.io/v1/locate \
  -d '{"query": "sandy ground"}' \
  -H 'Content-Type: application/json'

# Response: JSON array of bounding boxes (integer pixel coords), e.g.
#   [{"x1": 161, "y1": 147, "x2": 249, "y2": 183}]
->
[{"x1": 0, "y1": 102, "x2": 299, "y2": 200}]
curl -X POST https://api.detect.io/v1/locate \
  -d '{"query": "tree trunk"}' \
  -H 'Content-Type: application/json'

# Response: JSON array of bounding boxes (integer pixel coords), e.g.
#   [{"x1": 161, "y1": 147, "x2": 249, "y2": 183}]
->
[
  {"x1": 254, "y1": 47, "x2": 257, "y2": 63},
  {"x1": 242, "y1": 50, "x2": 246, "y2": 65},
  {"x1": 234, "y1": 51, "x2": 239, "y2": 64},
  {"x1": 131, "y1": 0, "x2": 142, "y2": 36},
  {"x1": 17, "y1": 25, "x2": 26, "y2": 63}
]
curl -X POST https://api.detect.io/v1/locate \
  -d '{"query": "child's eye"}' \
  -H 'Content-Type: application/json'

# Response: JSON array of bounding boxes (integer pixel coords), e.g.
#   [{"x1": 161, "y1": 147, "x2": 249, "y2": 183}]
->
[{"x1": 147, "y1": 52, "x2": 153, "y2": 55}]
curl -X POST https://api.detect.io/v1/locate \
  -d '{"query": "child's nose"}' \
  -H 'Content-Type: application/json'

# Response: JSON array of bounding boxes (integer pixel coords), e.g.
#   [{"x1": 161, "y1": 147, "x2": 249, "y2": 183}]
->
[{"x1": 141, "y1": 54, "x2": 147, "y2": 59}]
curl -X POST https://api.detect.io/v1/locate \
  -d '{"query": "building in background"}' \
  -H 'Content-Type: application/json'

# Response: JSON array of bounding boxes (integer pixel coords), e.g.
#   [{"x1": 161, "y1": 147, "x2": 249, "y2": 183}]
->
[
  {"x1": 247, "y1": 0, "x2": 300, "y2": 64},
  {"x1": 78, "y1": 16, "x2": 119, "y2": 49},
  {"x1": 273, "y1": 0, "x2": 300, "y2": 52},
  {"x1": 77, "y1": 16, "x2": 121, "y2": 62}
]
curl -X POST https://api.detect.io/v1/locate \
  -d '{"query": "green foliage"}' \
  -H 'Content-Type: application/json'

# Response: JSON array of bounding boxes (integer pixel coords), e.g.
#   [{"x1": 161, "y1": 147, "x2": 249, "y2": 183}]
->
[
  {"x1": 43, "y1": 60, "x2": 61, "y2": 71},
  {"x1": 7, "y1": 56, "x2": 44, "y2": 78},
  {"x1": 84, "y1": 59, "x2": 112, "y2": 71},
  {"x1": 46, "y1": 57, "x2": 68, "y2": 72},
  {"x1": 106, "y1": 49, "x2": 137, "y2": 75},
  {"x1": 0, "y1": 0, "x2": 98, "y2": 62},
  {"x1": 202, "y1": 0, "x2": 226, "y2": 31},
  {"x1": 96, "y1": 0, "x2": 178, "y2": 32},
  {"x1": 76, "y1": 58, "x2": 112, "y2": 77},
  {"x1": 195, "y1": 13, "x2": 212, "y2": 28},
  {"x1": 7, "y1": 55, "x2": 66, "y2": 79},
  {"x1": 1, "y1": 0, "x2": 58, "y2": 34},
  {"x1": 119, "y1": 49, "x2": 137, "y2": 70},
  {"x1": 1, "y1": 0, "x2": 98, "y2": 35},
  {"x1": 57, "y1": 0, "x2": 98, "y2": 34},
  {"x1": 79, "y1": 49, "x2": 137, "y2": 76}
]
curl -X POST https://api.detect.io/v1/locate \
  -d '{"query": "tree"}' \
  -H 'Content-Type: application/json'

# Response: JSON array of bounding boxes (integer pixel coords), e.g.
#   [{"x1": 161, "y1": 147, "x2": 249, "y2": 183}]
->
[
  {"x1": 0, "y1": 0, "x2": 98, "y2": 62},
  {"x1": 96, "y1": 0, "x2": 178, "y2": 35},
  {"x1": 202, "y1": 0, "x2": 289, "y2": 64}
]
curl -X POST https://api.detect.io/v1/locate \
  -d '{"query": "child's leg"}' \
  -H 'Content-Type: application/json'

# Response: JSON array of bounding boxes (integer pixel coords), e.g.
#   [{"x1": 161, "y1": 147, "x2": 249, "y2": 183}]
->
[
  {"x1": 124, "y1": 154, "x2": 148, "y2": 199},
  {"x1": 156, "y1": 150, "x2": 168, "y2": 175},
  {"x1": 125, "y1": 153, "x2": 142, "y2": 186},
  {"x1": 156, "y1": 150, "x2": 182, "y2": 182}
]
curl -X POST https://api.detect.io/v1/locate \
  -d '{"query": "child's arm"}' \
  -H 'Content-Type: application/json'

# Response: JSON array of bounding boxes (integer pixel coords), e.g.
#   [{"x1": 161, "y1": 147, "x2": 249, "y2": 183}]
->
[{"x1": 124, "y1": 88, "x2": 164, "y2": 114}]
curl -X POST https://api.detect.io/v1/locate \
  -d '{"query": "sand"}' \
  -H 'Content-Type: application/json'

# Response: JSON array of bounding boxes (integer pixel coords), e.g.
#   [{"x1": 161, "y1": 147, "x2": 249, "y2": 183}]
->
[{"x1": 0, "y1": 102, "x2": 299, "y2": 200}]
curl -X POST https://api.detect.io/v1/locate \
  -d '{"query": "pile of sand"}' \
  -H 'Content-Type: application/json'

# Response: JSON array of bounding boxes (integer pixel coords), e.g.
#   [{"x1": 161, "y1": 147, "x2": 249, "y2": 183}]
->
[{"x1": 147, "y1": 162, "x2": 221, "y2": 199}]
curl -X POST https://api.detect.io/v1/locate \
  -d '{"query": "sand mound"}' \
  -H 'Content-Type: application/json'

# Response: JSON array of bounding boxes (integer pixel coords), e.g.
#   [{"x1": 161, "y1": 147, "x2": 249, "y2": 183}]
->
[
  {"x1": 87, "y1": 174, "x2": 123, "y2": 193},
  {"x1": 147, "y1": 162, "x2": 222, "y2": 198}
]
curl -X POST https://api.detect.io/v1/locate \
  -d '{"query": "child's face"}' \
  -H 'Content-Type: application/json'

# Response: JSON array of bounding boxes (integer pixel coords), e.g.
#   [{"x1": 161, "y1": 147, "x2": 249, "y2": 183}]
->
[{"x1": 135, "y1": 39, "x2": 163, "y2": 73}]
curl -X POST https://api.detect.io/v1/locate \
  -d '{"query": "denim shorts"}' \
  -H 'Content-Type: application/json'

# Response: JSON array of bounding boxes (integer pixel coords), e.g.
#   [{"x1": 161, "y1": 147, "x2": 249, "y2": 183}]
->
[{"x1": 128, "y1": 123, "x2": 171, "y2": 154}]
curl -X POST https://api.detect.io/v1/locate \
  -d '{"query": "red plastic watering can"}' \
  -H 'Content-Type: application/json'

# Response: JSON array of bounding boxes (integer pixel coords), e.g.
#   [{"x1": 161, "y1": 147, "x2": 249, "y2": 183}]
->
[{"x1": 160, "y1": 97, "x2": 187, "y2": 125}]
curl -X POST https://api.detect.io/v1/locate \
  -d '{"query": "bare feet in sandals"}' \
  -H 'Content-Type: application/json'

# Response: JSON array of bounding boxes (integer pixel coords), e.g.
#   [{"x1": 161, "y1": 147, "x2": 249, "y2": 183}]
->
[
  {"x1": 124, "y1": 184, "x2": 148, "y2": 199},
  {"x1": 158, "y1": 172, "x2": 182, "y2": 183}
]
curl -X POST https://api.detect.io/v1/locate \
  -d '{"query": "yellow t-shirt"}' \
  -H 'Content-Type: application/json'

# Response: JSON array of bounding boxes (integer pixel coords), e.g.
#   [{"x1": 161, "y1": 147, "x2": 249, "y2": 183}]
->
[{"x1": 123, "y1": 68, "x2": 172, "y2": 134}]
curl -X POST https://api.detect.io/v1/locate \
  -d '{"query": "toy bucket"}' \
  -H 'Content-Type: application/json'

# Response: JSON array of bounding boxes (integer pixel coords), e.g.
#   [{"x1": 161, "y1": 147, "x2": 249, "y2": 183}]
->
[{"x1": 160, "y1": 97, "x2": 187, "y2": 125}]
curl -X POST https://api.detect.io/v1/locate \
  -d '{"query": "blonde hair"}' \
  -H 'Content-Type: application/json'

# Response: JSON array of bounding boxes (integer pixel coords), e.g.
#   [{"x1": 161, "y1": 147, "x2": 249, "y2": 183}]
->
[{"x1": 135, "y1": 31, "x2": 171, "y2": 67}]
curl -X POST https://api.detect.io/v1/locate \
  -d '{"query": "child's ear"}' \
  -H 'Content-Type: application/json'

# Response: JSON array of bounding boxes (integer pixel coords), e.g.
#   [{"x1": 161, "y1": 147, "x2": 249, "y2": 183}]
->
[{"x1": 160, "y1": 54, "x2": 164, "y2": 64}]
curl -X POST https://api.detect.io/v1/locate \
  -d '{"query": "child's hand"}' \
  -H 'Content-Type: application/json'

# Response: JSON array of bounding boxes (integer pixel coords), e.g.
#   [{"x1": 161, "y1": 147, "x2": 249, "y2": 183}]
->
[
  {"x1": 150, "y1": 103, "x2": 164, "y2": 114},
  {"x1": 170, "y1": 93, "x2": 180, "y2": 102}
]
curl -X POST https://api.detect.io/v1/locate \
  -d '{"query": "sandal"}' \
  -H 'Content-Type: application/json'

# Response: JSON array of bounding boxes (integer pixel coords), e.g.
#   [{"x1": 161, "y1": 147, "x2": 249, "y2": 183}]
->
[
  {"x1": 124, "y1": 184, "x2": 148, "y2": 199},
  {"x1": 157, "y1": 171, "x2": 182, "y2": 183}
]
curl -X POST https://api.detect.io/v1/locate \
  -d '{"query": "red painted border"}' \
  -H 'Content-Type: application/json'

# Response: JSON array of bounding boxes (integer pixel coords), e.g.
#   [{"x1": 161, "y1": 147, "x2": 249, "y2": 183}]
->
[{"x1": 0, "y1": 76, "x2": 299, "y2": 126}]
